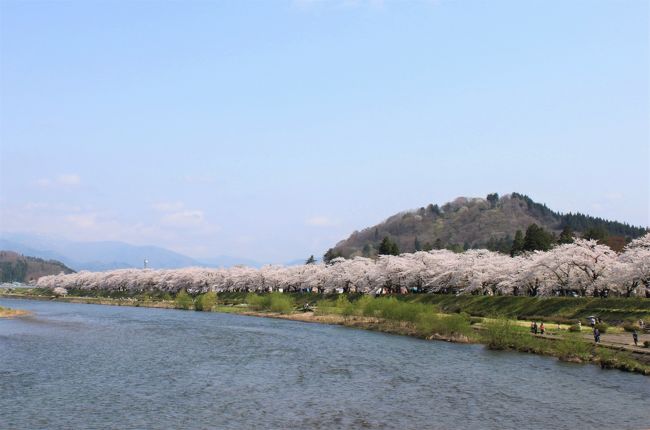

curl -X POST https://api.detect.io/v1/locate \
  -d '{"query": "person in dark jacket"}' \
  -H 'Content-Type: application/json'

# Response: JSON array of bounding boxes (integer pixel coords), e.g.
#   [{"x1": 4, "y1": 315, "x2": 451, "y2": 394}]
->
[
  {"x1": 593, "y1": 328, "x2": 601, "y2": 343},
  {"x1": 632, "y1": 330, "x2": 639, "y2": 347}
]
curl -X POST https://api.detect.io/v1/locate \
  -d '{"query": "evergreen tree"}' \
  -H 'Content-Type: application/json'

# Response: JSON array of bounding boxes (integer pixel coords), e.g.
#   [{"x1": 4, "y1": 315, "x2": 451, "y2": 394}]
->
[
  {"x1": 378, "y1": 237, "x2": 400, "y2": 255},
  {"x1": 510, "y1": 230, "x2": 525, "y2": 256},
  {"x1": 434, "y1": 238, "x2": 443, "y2": 250},
  {"x1": 558, "y1": 226, "x2": 574, "y2": 244},
  {"x1": 414, "y1": 237, "x2": 422, "y2": 251},
  {"x1": 323, "y1": 248, "x2": 342, "y2": 264},
  {"x1": 486, "y1": 193, "x2": 499, "y2": 207},
  {"x1": 583, "y1": 226, "x2": 608, "y2": 243},
  {"x1": 305, "y1": 255, "x2": 316, "y2": 265},
  {"x1": 523, "y1": 224, "x2": 554, "y2": 251},
  {"x1": 446, "y1": 243, "x2": 463, "y2": 253}
]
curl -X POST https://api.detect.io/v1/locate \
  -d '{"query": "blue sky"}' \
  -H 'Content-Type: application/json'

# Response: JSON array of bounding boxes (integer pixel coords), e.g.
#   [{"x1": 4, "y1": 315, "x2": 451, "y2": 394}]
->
[{"x1": 0, "y1": 0, "x2": 648, "y2": 262}]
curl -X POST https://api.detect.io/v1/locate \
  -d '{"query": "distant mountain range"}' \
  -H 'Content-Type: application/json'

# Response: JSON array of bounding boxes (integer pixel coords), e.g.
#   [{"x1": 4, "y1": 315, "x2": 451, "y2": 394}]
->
[
  {"x1": 0, "y1": 250, "x2": 75, "y2": 283},
  {"x1": 0, "y1": 233, "x2": 263, "y2": 271},
  {"x1": 328, "y1": 192, "x2": 648, "y2": 258}
]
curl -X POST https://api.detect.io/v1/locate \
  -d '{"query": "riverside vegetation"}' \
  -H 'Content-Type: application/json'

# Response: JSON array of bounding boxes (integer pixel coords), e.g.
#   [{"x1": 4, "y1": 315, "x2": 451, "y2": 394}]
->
[
  {"x1": 0, "y1": 305, "x2": 29, "y2": 318},
  {"x1": 3, "y1": 287, "x2": 649, "y2": 375}
]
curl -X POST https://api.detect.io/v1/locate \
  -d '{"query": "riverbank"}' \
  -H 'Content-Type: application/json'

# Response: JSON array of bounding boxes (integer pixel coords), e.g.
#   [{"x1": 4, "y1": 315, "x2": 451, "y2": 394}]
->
[{"x1": 2, "y1": 289, "x2": 649, "y2": 375}]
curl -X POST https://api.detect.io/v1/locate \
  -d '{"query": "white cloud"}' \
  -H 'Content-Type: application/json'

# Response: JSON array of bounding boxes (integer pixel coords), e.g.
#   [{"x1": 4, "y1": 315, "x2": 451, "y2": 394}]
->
[
  {"x1": 35, "y1": 174, "x2": 81, "y2": 188},
  {"x1": 604, "y1": 192, "x2": 624, "y2": 201},
  {"x1": 57, "y1": 174, "x2": 81, "y2": 186},
  {"x1": 162, "y1": 210, "x2": 206, "y2": 227},
  {"x1": 64, "y1": 213, "x2": 97, "y2": 229},
  {"x1": 182, "y1": 174, "x2": 217, "y2": 185},
  {"x1": 305, "y1": 216, "x2": 339, "y2": 227},
  {"x1": 152, "y1": 201, "x2": 185, "y2": 212}
]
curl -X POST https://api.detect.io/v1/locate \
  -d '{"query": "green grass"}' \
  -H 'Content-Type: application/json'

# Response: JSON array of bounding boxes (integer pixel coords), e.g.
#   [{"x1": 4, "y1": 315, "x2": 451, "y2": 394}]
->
[
  {"x1": 391, "y1": 295, "x2": 650, "y2": 324},
  {"x1": 315, "y1": 295, "x2": 472, "y2": 338},
  {"x1": 246, "y1": 292, "x2": 295, "y2": 314},
  {"x1": 17, "y1": 288, "x2": 648, "y2": 325}
]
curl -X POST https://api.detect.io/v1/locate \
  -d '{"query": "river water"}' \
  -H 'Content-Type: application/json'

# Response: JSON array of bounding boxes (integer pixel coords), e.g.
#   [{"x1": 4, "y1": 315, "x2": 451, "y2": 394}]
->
[{"x1": 1, "y1": 299, "x2": 648, "y2": 430}]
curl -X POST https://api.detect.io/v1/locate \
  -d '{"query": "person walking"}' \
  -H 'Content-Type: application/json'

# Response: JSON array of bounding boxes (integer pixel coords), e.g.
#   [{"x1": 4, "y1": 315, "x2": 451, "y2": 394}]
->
[
  {"x1": 632, "y1": 330, "x2": 639, "y2": 347},
  {"x1": 540, "y1": 323, "x2": 545, "y2": 335},
  {"x1": 533, "y1": 322, "x2": 538, "y2": 335},
  {"x1": 593, "y1": 328, "x2": 601, "y2": 343}
]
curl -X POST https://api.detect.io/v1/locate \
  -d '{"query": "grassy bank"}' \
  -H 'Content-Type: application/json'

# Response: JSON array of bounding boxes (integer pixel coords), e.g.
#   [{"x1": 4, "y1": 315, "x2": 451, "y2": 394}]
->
[
  {"x1": 0, "y1": 305, "x2": 29, "y2": 318},
  {"x1": 2, "y1": 288, "x2": 649, "y2": 375},
  {"x1": 480, "y1": 317, "x2": 649, "y2": 374},
  {"x1": 398, "y1": 295, "x2": 650, "y2": 325}
]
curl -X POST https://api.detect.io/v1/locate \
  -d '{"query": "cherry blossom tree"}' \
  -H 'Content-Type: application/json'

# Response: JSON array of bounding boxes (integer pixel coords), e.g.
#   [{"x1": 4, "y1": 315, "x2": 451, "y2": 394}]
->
[{"x1": 35, "y1": 235, "x2": 649, "y2": 298}]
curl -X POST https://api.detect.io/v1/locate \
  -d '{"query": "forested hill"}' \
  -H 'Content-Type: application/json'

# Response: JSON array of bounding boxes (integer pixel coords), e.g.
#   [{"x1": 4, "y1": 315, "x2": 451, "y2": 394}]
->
[
  {"x1": 0, "y1": 251, "x2": 75, "y2": 283},
  {"x1": 327, "y1": 193, "x2": 647, "y2": 259}
]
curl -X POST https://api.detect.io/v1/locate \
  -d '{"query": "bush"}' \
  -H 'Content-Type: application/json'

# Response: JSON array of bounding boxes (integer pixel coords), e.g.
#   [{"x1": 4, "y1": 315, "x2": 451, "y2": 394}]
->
[
  {"x1": 174, "y1": 290, "x2": 193, "y2": 310},
  {"x1": 269, "y1": 293, "x2": 295, "y2": 314},
  {"x1": 568, "y1": 324, "x2": 582, "y2": 332},
  {"x1": 482, "y1": 318, "x2": 520, "y2": 350},
  {"x1": 336, "y1": 295, "x2": 356, "y2": 319},
  {"x1": 415, "y1": 312, "x2": 437, "y2": 335},
  {"x1": 246, "y1": 293, "x2": 294, "y2": 314},
  {"x1": 415, "y1": 312, "x2": 470, "y2": 337},
  {"x1": 594, "y1": 323, "x2": 609, "y2": 334},
  {"x1": 644, "y1": 341, "x2": 650, "y2": 348},
  {"x1": 355, "y1": 295, "x2": 374, "y2": 314},
  {"x1": 246, "y1": 293, "x2": 269, "y2": 310},
  {"x1": 195, "y1": 292, "x2": 217, "y2": 311},
  {"x1": 482, "y1": 318, "x2": 519, "y2": 350},
  {"x1": 622, "y1": 322, "x2": 640, "y2": 332},
  {"x1": 554, "y1": 334, "x2": 592, "y2": 361}
]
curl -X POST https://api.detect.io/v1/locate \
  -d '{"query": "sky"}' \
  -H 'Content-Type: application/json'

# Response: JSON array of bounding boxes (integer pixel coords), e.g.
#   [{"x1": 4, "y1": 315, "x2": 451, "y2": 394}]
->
[{"x1": 0, "y1": 0, "x2": 648, "y2": 263}]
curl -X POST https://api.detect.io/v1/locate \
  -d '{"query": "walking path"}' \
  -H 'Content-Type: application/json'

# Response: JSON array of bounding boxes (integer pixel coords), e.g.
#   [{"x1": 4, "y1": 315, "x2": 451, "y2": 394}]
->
[{"x1": 529, "y1": 328, "x2": 650, "y2": 355}]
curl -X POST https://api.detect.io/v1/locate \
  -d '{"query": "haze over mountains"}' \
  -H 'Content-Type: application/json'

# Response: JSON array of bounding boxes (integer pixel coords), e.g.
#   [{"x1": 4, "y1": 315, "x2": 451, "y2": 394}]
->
[
  {"x1": 0, "y1": 233, "x2": 261, "y2": 272},
  {"x1": 328, "y1": 193, "x2": 647, "y2": 259}
]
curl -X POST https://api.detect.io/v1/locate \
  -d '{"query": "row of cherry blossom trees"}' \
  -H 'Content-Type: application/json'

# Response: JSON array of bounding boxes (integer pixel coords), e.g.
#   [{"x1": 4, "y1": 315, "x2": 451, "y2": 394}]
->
[{"x1": 36, "y1": 235, "x2": 650, "y2": 298}]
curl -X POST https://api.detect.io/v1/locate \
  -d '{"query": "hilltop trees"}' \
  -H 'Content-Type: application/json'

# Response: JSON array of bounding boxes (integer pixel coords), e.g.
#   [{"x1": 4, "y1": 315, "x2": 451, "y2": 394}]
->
[
  {"x1": 327, "y1": 193, "x2": 647, "y2": 259},
  {"x1": 486, "y1": 193, "x2": 499, "y2": 207}
]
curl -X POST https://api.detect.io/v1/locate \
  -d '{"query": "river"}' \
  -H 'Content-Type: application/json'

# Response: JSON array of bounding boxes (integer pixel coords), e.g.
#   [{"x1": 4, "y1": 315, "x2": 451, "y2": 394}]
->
[{"x1": 1, "y1": 299, "x2": 648, "y2": 430}]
